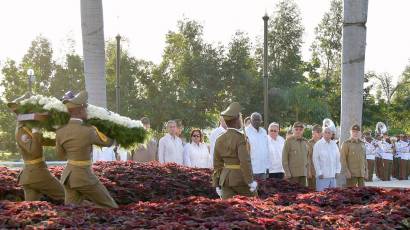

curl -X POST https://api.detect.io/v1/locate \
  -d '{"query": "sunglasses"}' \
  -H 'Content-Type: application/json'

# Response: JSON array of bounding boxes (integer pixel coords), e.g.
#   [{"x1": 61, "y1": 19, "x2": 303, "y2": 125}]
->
[{"x1": 269, "y1": 130, "x2": 278, "y2": 133}]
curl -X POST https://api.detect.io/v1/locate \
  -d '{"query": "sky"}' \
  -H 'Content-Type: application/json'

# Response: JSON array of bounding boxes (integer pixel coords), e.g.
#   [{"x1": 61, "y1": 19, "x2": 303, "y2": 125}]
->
[{"x1": 0, "y1": 0, "x2": 409, "y2": 83}]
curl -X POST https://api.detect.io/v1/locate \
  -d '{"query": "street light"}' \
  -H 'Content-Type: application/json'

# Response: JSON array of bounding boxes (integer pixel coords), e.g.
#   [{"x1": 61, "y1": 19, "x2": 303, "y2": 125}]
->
[
  {"x1": 263, "y1": 14, "x2": 269, "y2": 130},
  {"x1": 26, "y1": 69, "x2": 35, "y2": 96}
]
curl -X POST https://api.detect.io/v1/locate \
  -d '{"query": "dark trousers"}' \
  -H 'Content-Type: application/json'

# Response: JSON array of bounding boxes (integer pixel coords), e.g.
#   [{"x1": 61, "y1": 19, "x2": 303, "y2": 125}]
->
[
  {"x1": 268, "y1": 172, "x2": 284, "y2": 179},
  {"x1": 366, "y1": 159, "x2": 375, "y2": 182},
  {"x1": 382, "y1": 159, "x2": 392, "y2": 181},
  {"x1": 393, "y1": 157, "x2": 400, "y2": 179},
  {"x1": 399, "y1": 159, "x2": 409, "y2": 180},
  {"x1": 375, "y1": 157, "x2": 383, "y2": 180}
]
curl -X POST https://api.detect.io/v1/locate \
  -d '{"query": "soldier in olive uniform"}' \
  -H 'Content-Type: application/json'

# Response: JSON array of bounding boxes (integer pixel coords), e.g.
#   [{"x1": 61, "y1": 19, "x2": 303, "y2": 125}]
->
[
  {"x1": 282, "y1": 122, "x2": 309, "y2": 187},
  {"x1": 340, "y1": 124, "x2": 368, "y2": 187},
  {"x1": 212, "y1": 102, "x2": 257, "y2": 199},
  {"x1": 56, "y1": 91, "x2": 118, "y2": 208},
  {"x1": 307, "y1": 124, "x2": 322, "y2": 190},
  {"x1": 7, "y1": 95, "x2": 64, "y2": 201}
]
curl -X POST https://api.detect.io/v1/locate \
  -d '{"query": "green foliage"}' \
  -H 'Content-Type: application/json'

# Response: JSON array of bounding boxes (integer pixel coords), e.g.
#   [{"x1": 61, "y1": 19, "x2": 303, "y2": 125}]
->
[{"x1": 85, "y1": 118, "x2": 146, "y2": 148}]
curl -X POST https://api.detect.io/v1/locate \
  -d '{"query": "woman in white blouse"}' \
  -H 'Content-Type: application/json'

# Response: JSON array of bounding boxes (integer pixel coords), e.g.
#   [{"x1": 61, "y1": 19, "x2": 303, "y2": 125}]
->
[{"x1": 183, "y1": 129, "x2": 211, "y2": 168}]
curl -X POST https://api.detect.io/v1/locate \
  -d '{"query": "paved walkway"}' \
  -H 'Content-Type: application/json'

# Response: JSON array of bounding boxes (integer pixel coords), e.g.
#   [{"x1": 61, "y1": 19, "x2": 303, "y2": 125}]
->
[{"x1": 365, "y1": 175, "x2": 410, "y2": 188}]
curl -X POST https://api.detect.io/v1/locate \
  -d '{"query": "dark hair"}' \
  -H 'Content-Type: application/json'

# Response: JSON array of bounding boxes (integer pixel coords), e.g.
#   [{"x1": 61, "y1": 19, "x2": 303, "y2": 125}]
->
[
  {"x1": 190, "y1": 129, "x2": 203, "y2": 143},
  {"x1": 175, "y1": 119, "x2": 183, "y2": 128}
]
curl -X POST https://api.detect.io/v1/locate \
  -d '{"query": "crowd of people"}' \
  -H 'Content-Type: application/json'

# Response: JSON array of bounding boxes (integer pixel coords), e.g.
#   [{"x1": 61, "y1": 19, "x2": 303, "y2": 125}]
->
[{"x1": 105, "y1": 113, "x2": 410, "y2": 193}]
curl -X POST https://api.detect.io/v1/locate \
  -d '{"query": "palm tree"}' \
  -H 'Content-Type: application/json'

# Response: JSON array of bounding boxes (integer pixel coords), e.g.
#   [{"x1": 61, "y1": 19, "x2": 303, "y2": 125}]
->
[
  {"x1": 340, "y1": 0, "x2": 368, "y2": 142},
  {"x1": 81, "y1": 0, "x2": 107, "y2": 108}
]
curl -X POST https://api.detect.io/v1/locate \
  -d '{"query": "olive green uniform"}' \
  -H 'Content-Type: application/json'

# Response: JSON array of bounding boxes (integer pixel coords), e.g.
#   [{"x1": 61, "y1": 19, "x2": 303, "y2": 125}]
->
[
  {"x1": 307, "y1": 139, "x2": 317, "y2": 189},
  {"x1": 340, "y1": 138, "x2": 368, "y2": 187},
  {"x1": 212, "y1": 128, "x2": 255, "y2": 199},
  {"x1": 56, "y1": 119, "x2": 118, "y2": 208},
  {"x1": 282, "y1": 136, "x2": 308, "y2": 187},
  {"x1": 16, "y1": 124, "x2": 65, "y2": 201}
]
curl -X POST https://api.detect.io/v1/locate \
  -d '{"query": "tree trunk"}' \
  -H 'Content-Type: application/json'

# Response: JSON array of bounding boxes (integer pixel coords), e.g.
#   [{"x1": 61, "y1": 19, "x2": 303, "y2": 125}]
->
[
  {"x1": 340, "y1": 0, "x2": 368, "y2": 143},
  {"x1": 81, "y1": 0, "x2": 107, "y2": 108}
]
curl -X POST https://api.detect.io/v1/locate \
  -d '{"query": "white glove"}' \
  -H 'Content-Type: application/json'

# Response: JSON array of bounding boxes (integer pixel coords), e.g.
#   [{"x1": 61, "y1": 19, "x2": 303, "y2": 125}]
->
[
  {"x1": 248, "y1": 181, "x2": 258, "y2": 192},
  {"x1": 216, "y1": 187, "x2": 222, "y2": 197}
]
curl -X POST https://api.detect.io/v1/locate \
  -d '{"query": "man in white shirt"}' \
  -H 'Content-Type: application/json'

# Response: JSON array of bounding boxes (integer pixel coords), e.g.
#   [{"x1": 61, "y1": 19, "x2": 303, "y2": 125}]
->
[
  {"x1": 209, "y1": 117, "x2": 227, "y2": 168},
  {"x1": 313, "y1": 126, "x2": 341, "y2": 192},
  {"x1": 245, "y1": 112, "x2": 270, "y2": 180},
  {"x1": 363, "y1": 132, "x2": 376, "y2": 181},
  {"x1": 396, "y1": 134, "x2": 410, "y2": 180},
  {"x1": 267, "y1": 122, "x2": 285, "y2": 179},
  {"x1": 158, "y1": 120, "x2": 184, "y2": 164}
]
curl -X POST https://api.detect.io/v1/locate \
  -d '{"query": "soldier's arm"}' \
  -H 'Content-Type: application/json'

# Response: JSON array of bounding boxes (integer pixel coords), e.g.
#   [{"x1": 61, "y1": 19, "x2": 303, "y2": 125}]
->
[
  {"x1": 90, "y1": 126, "x2": 114, "y2": 147},
  {"x1": 16, "y1": 128, "x2": 42, "y2": 156},
  {"x1": 307, "y1": 143, "x2": 313, "y2": 177},
  {"x1": 212, "y1": 140, "x2": 224, "y2": 187},
  {"x1": 340, "y1": 142, "x2": 350, "y2": 173},
  {"x1": 237, "y1": 137, "x2": 253, "y2": 185},
  {"x1": 55, "y1": 136, "x2": 66, "y2": 160},
  {"x1": 282, "y1": 140, "x2": 291, "y2": 178}
]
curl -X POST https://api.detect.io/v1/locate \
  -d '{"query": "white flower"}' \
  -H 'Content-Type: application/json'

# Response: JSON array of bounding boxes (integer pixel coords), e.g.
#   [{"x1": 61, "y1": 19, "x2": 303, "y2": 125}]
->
[{"x1": 87, "y1": 104, "x2": 143, "y2": 128}]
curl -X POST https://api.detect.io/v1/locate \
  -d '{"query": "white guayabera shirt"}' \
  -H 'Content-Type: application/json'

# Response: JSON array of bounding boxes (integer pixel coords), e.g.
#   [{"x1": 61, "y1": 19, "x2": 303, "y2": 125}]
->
[
  {"x1": 365, "y1": 141, "x2": 376, "y2": 160},
  {"x1": 267, "y1": 135, "x2": 285, "y2": 173},
  {"x1": 245, "y1": 125, "x2": 270, "y2": 174},
  {"x1": 381, "y1": 141, "x2": 394, "y2": 160},
  {"x1": 209, "y1": 126, "x2": 226, "y2": 167},
  {"x1": 313, "y1": 138, "x2": 341, "y2": 179},
  {"x1": 183, "y1": 142, "x2": 211, "y2": 168},
  {"x1": 158, "y1": 133, "x2": 184, "y2": 164}
]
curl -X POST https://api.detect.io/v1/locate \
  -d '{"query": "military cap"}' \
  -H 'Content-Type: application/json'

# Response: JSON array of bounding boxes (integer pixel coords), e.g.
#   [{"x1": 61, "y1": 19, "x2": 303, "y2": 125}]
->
[
  {"x1": 293, "y1": 121, "x2": 304, "y2": 129},
  {"x1": 221, "y1": 102, "x2": 241, "y2": 121},
  {"x1": 6, "y1": 93, "x2": 31, "y2": 112},
  {"x1": 312, "y1": 124, "x2": 322, "y2": 132},
  {"x1": 63, "y1": 90, "x2": 88, "y2": 109},
  {"x1": 363, "y1": 131, "x2": 372, "y2": 136},
  {"x1": 351, "y1": 124, "x2": 361, "y2": 131}
]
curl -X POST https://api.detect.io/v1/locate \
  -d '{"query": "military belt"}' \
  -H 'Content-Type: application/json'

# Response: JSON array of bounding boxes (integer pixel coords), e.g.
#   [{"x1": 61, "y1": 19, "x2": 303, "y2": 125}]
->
[
  {"x1": 224, "y1": 164, "x2": 241, "y2": 169},
  {"x1": 68, "y1": 160, "x2": 92, "y2": 166},
  {"x1": 24, "y1": 157, "x2": 43, "y2": 165}
]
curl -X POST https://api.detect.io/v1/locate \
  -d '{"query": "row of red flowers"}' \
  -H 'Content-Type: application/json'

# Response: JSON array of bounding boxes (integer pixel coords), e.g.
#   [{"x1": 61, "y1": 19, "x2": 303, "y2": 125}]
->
[
  {"x1": 0, "y1": 161, "x2": 409, "y2": 229},
  {"x1": 0, "y1": 161, "x2": 311, "y2": 204}
]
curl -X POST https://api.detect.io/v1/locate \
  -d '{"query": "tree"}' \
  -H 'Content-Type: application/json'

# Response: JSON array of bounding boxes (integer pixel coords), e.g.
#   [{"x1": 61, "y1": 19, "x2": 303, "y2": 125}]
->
[
  {"x1": 222, "y1": 31, "x2": 260, "y2": 117},
  {"x1": 340, "y1": 0, "x2": 369, "y2": 143},
  {"x1": 309, "y1": 0, "x2": 343, "y2": 121},
  {"x1": 266, "y1": 0, "x2": 305, "y2": 88},
  {"x1": 81, "y1": 0, "x2": 107, "y2": 107}
]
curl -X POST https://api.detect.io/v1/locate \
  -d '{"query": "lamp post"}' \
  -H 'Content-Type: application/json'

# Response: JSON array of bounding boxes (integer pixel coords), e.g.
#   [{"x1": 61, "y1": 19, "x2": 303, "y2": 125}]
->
[
  {"x1": 26, "y1": 69, "x2": 35, "y2": 96},
  {"x1": 115, "y1": 34, "x2": 121, "y2": 114},
  {"x1": 263, "y1": 14, "x2": 269, "y2": 130}
]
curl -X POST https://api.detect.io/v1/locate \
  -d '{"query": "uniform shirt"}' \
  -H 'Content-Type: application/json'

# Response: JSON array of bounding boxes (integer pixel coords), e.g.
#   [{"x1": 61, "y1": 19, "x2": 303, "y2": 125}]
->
[
  {"x1": 158, "y1": 133, "x2": 184, "y2": 164},
  {"x1": 365, "y1": 141, "x2": 376, "y2": 160},
  {"x1": 380, "y1": 141, "x2": 394, "y2": 160},
  {"x1": 267, "y1": 135, "x2": 285, "y2": 173},
  {"x1": 212, "y1": 128, "x2": 253, "y2": 187},
  {"x1": 245, "y1": 125, "x2": 270, "y2": 174},
  {"x1": 372, "y1": 140, "x2": 384, "y2": 158},
  {"x1": 396, "y1": 140, "x2": 410, "y2": 159},
  {"x1": 282, "y1": 136, "x2": 309, "y2": 177},
  {"x1": 56, "y1": 119, "x2": 113, "y2": 188},
  {"x1": 312, "y1": 138, "x2": 341, "y2": 179},
  {"x1": 209, "y1": 126, "x2": 226, "y2": 167},
  {"x1": 340, "y1": 138, "x2": 367, "y2": 177},
  {"x1": 183, "y1": 142, "x2": 211, "y2": 168},
  {"x1": 307, "y1": 139, "x2": 319, "y2": 177}
]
